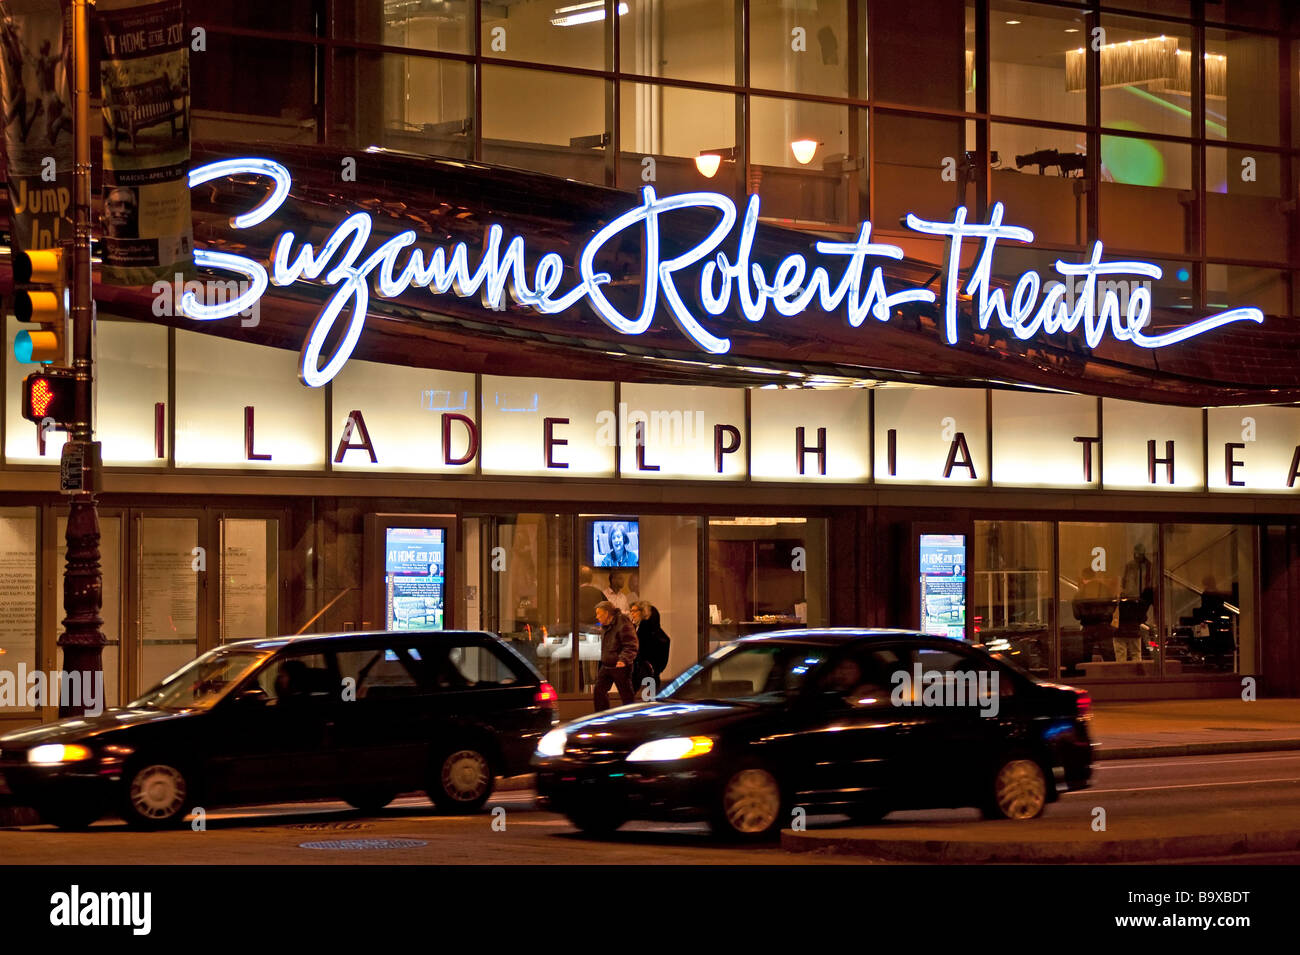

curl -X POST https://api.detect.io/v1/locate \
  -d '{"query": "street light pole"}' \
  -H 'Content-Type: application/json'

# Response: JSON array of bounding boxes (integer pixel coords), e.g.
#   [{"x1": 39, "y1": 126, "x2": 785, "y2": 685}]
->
[{"x1": 56, "y1": 0, "x2": 103, "y2": 718}]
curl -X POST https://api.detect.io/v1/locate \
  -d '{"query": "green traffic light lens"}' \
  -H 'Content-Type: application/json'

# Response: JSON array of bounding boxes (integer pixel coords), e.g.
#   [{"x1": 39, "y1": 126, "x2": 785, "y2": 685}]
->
[{"x1": 14, "y1": 330, "x2": 33, "y2": 363}]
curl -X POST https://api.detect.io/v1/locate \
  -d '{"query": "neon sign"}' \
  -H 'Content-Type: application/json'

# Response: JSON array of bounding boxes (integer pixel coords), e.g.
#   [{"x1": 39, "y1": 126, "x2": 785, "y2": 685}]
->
[{"x1": 183, "y1": 158, "x2": 1265, "y2": 388}]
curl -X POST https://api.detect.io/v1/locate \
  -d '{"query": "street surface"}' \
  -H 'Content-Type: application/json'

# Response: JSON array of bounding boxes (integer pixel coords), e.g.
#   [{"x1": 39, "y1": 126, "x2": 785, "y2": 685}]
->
[{"x1": 1, "y1": 751, "x2": 1297, "y2": 864}]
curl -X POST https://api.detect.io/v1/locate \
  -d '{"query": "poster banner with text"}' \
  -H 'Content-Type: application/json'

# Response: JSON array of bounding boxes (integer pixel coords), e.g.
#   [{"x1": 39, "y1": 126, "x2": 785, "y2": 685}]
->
[
  {"x1": 0, "y1": 0, "x2": 73, "y2": 252},
  {"x1": 98, "y1": 0, "x2": 191, "y2": 285}
]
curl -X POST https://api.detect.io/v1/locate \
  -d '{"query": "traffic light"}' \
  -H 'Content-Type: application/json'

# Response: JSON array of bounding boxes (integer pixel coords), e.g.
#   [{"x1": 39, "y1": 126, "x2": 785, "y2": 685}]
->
[
  {"x1": 11, "y1": 247, "x2": 68, "y2": 365},
  {"x1": 20, "y1": 367, "x2": 77, "y2": 428}
]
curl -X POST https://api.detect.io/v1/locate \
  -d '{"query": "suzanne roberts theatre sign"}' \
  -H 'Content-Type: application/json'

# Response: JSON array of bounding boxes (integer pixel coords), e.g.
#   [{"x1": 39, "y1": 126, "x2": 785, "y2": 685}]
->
[{"x1": 182, "y1": 158, "x2": 1265, "y2": 389}]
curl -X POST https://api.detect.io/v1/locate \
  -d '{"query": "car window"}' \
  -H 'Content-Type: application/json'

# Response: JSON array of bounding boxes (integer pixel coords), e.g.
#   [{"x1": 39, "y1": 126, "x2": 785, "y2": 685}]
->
[
  {"x1": 811, "y1": 645, "x2": 903, "y2": 707},
  {"x1": 336, "y1": 647, "x2": 423, "y2": 700},
  {"x1": 903, "y1": 645, "x2": 1014, "y2": 704},
  {"x1": 253, "y1": 652, "x2": 333, "y2": 704},
  {"x1": 666, "y1": 643, "x2": 829, "y2": 703},
  {"x1": 447, "y1": 642, "x2": 523, "y2": 687}
]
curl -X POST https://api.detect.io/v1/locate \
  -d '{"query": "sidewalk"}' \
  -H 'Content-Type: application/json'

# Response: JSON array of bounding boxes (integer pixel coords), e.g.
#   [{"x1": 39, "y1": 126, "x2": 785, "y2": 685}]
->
[{"x1": 1091, "y1": 697, "x2": 1300, "y2": 758}]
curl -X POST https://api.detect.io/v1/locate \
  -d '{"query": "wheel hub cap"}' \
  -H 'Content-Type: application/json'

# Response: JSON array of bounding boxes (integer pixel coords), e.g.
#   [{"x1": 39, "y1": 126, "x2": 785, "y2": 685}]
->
[
  {"x1": 130, "y1": 765, "x2": 185, "y2": 818},
  {"x1": 995, "y1": 759, "x2": 1046, "y2": 819},
  {"x1": 443, "y1": 751, "x2": 488, "y2": 800},
  {"x1": 723, "y1": 769, "x2": 780, "y2": 833}
]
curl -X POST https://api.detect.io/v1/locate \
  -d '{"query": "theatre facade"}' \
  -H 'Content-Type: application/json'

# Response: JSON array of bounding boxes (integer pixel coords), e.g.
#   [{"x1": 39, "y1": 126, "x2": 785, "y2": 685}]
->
[{"x1": 3, "y1": 1, "x2": 1300, "y2": 727}]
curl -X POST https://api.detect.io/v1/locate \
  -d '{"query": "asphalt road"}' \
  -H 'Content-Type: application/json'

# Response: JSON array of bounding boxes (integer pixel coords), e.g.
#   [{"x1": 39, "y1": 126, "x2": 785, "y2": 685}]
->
[{"x1": 0, "y1": 751, "x2": 1297, "y2": 865}]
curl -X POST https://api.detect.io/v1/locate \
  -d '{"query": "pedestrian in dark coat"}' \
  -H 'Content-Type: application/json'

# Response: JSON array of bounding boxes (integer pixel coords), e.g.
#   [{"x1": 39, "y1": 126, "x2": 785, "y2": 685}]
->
[
  {"x1": 593, "y1": 601, "x2": 638, "y2": 711},
  {"x1": 631, "y1": 601, "x2": 671, "y2": 694}
]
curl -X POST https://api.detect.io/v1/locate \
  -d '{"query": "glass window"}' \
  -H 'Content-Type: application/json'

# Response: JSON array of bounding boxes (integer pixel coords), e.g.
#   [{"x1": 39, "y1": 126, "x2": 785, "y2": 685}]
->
[
  {"x1": 991, "y1": 122, "x2": 1087, "y2": 247},
  {"x1": 191, "y1": 0, "x2": 317, "y2": 32},
  {"x1": 973, "y1": 521, "x2": 1051, "y2": 679},
  {"x1": 1206, "y1": 265, "x2": 1288, "y2": 318},
  {"x1": 872, "y1": 113, "x2": 969, "y2": 232},
  {"x1": 1206, "y1": 147, "x2": 1286, "y2": 263},
  {"x1": 620, "y1": 0, "x2": 736, "y2": 85},
  {"x1": 336, "y1": 647, "x2": 422, "y2": 698},
  {"x1": 1162, "y1": 525, "x2": 1256, "y2": 676},
  {"x1": 750, "y1": 0, "x2": 851, "y2": 98},
  {"x1": 330, "y1": 50, "x2": 473, "y2": 159},
  {"x1": 708, "y1": 517, "x2": 827, "y2": 654},
  {"x1": 251, "y1": 651, "x2": 332, "y2": 703},
  {"x1": 137, "y1": 517, "x2": 201, "y2": 692},
  {"x1": 191, "y1": 37, "x2": 318, "y2": 143},
  {"x1": 449, "y1": 642, "x2": 523, "y2": 685},
  {"x1": 1206, "y1": 1, "x2": 1283, "y2": 30},
  {"x1": 664, "y1": 641, "x2": 829, "y2": 702},
  {"x1": 1098, "y1": 135, "x2": 1192, "y2": 256},
  {"x1": 1098, "y1": 16, "x2": 1193, "y2": 139},
  {"x1": 867, "y1": 0, "x2": 973, "y2": 111},
  {"x1": 481, "y1": 0, "x2": 606, "y2": 71},
  {"x1": 336, "y1": 0, "x2": 471, "y2": 54},
  {"x1": 481, "y1": 67, "x2": 608, "y2": 183},
  {"x1": 0, "y1": 507, "x2": 38, "y2": 684},
  {"x1": 1058, "y1": 523, "x2": 1159, "y2": 681},
  {"x1": 750, "y1": 96, "x2": 857, "y2": 224},
  {"x1": 991, "y1": 2, "x2": 1087, "y2": 125},
  {"x1": 619, "y1": 83, "x2": 739, "y2": 196},
  {"x1": 220, "y1": 518, "x2": 279, "y2": 641},
  {"x1": 57, "y1": 515, "x2": 123, "y2": 709},
  {"x1": 1207, "y1": 29, "x2": 1280, "y2": 146},
  {"x1": 135, "y1": 648, "x2": 271, "y2": 709}
]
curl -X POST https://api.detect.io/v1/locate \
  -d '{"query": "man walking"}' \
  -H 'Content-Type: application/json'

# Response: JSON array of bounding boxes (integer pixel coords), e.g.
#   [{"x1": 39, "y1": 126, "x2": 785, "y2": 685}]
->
[{"x1": 593, "y1": 601, "x2": 638, "y2": 711}]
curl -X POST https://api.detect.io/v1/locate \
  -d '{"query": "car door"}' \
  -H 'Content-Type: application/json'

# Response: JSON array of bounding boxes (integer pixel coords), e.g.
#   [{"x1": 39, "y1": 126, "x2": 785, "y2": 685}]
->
[
  {"x1": 204, "y1": 649, "x2": 344, "y2": 802},
  {"x1": 783, "y1": 643, "x2": 909, "y2": 810},
  {"x1": 433, "y1": 638, "x2": 541, "y2": 776}
]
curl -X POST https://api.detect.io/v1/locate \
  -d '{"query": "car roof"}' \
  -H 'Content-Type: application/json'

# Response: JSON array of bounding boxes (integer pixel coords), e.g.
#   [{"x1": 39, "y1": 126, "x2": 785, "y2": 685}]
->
[
  {"x1": 734, "y1": 628, "x2": 957, "y2": 647},
  {"x1": 219, "y1": 630, "x2": 502, "y2": 652}
]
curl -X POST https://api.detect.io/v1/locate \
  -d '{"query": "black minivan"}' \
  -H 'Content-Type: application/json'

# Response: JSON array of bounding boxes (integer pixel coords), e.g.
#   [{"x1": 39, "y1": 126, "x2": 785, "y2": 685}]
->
[{"x1": 0, "y1": 630, "x2": 557, "y2": 829}]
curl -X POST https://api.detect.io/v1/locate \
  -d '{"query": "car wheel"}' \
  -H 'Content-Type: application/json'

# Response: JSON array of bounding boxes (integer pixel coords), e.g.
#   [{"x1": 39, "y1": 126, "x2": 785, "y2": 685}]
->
[
  {"x1": 429, "y1": 745, "x2": 494, "y2": 813},
  {"x1": 119, "y1": 760, "x2": 192, "y2": 829},
  {"x1": 983, "y1": 755, "x2": 1049, "y2": 820},
  {"x1": 565, "y1": 807, "x2": 627, "y2": 837},
  {"x1": 711, "y1": 764, "x2": 785, "y2": 841},
  {"x1": 37, "y1": 801, "x2": 103, "y2": 831},
  {"x1": 343, "y1": 789, "x2": 397, "y2": 814}
]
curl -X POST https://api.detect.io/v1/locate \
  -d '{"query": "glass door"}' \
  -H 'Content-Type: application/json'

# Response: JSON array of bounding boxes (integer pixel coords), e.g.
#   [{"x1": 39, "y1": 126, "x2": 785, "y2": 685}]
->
[
  {"x1": 218, "y1": 512, "x2": 283, "y2": 642},
  {"x1": 131, "y1": 511, "x2": 206, "y2": 695}
]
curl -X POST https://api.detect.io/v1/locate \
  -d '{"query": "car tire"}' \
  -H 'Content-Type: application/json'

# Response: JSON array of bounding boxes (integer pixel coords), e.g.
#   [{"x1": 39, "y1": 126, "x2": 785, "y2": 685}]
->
[
  {"x1": 565, "y1": 807, "x2": 627, "y2": 837},
  {"x1": 119, "y1": 759, "x2": 193, "y2": 829},
  {"x1": 710, "y1": 763, "x2": 786, "y2": 842},
  {"x1": 982, "y1": 753, "x2": 1049, "y2": 820},
  {"x1": 36, "y1": 801, "x2": 103, "y2": 831},
  {"x1": 429, "y1": 745, "x2": 494, "y2": 813},
  {"x1": 343, "y1": 789, "x2": 397, "y2": 814}
]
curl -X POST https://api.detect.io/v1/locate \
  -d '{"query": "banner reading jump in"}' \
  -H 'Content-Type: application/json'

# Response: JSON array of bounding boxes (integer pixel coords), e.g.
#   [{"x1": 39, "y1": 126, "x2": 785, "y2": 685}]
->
[
  {"x1": 0, "y1": 0, "x2": 73, "y2": 253},
  {"x1": 98, "y1": 0, "x2": 191, "y2": 285}
]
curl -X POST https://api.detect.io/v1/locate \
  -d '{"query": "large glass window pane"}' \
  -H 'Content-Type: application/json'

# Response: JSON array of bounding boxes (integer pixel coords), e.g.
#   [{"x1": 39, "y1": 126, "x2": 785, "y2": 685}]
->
[
  {"x1": 1098, "y1": 16, "x2": 1193, "y2": 140},
  {"x1": 1207, "y1": 29, "x2": 1280, "y2": 146},
  {"x1": 57, "y1": 515, "x2": 123, "y2": 709},
  {"x1": 1206, "y1": 147, "x2": 1286, "y2": 263},
  {"x1": 1058, "y1": 523, "x2": 1159, "y2": 681},
  {"x1": 619, "y1": 83, "x2": 739, "y2": 196},
  {"x1": 867, "y1": 0, "x2": 972, "y2": 111},
  {"x1": 991, "y1": 2, "x2": 1087, "y2": 125},
  {"x1": 1162, "y1": 525, "x2": 1256, "y2": 676},
  {"x1": 335, "y1": 0, "x2": 471, "y2": 53},
  {"x1": 1098, "y1": 135, "x2": 1192, "y2": 256},
  {"x1": 0, "y1": 508, "x2": 38, "y2": 686},
  {"x1": 992, "y1": 122, "x2": 1087, "y2": 247},
  {"x1": 629, "y1": 515, "x2": 699, "y2": 688},
  {"x1": 137, "y1": 517, "x2": 200, "y2": 692},
  {"x1": 481, "y1": 0, "x2": 606, "y2": 71},
  {"x1": 620, "y1": 0, "x2": 735, "y2": 85},
  {"x1": 973, "y1": 521, "x2": 1051, "y2": 679},
  {"x1": 707, "y1": 517, "x2": 827, "y2": 654},
  {"x1": 750, "y1": 96, "x2": 857, "y2": 224},
  {"x1": 331, "y1": 50, "x2": 473, "y2": 159},
  {"x1": 1207, "y1": 1, "x2": 1283, "y2": 31},
  {"x1": 220, "y1": 518, "x2": 279, "y2": 641},
  {"x1": 191, "y1": 0, "x2": 317, "y2": 32},
  {"x1": 191, "y1": 37, "x2": 318, "y2": 144},
  {"x1": 1206, "y1": 265, "x2": 1288, "y2": 318},
  {"x1": 481, "y1": 67, "x2": 608, "y2": 183},
  {"x1": 750, "y1": 0, "x2": 850, "y2": 97}
]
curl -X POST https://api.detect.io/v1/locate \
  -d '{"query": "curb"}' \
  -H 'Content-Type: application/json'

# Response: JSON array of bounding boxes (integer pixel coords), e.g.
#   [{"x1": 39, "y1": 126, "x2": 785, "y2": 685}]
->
[
  {"x1": 781, "y1": 827, "x2": 1300, "y2": 863},
  {"x1": 1097, "y1": 738, "x2": 1300, "y2": 760}
]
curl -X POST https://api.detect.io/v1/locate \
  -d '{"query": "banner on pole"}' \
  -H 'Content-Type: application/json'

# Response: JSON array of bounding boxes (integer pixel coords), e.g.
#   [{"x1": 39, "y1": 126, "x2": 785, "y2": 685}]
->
[
  {"x1": 0, "y1": 0, "x2": 73, "y2": 253},
  {"x1": 98, "y1": 0, "x2": 191, "y2": 285}
]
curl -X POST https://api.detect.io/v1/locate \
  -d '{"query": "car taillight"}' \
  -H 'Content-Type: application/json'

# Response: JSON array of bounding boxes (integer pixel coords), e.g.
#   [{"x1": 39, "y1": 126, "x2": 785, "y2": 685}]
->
[
  {"x1": 535, "y1": 682, "x2": 558, "y2": 708},
  {"x1": 1076, "y1": 690, "x2": 1091, "y2": 719}
]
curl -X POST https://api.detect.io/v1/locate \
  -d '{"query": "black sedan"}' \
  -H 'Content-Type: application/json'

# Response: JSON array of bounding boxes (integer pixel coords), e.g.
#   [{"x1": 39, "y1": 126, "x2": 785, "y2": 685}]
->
[
  {"x1": 0, "y1": 630, "x2": 557, "y2": 829},
  {"x1": 534, "y1": 629, "x2": 1093, "y2": 840}
]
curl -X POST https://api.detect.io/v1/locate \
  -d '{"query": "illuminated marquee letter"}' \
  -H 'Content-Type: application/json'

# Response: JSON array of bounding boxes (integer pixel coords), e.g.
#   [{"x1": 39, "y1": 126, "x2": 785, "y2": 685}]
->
[
  {"x1": 334, "y1": 410, "x2": 378, "y2": 464},
  {"x1": 795, "y1": 426, "x2": 827, "y2": 476},
  {"x1": 635, "y1": 420, "x2": 659, "y2": 472},
  {"x1": 544, "y1": 417, "x2": 569, "y2": 469},
  {"x1": 714, "y1": 424, "x2": 741, "y2": 473},
  {"x1": 1074, "y1": 436, "x2": 1101, "y2": 482},
  {"x1": 1224, "y1": 443, "x2": 1246, "y2": 487},
  {"x1": 244, "y1": 406, "x2": 272, "y2": 461},
  {"x1": 943, "y1": 432, "x2": 977, "y2": 480},
  {"x1": 442, "y1": 413, "x2": 479, "y2": 467},
  {"x1": 1148, "y1": 439, "x2": 1175, "y2": 485}
]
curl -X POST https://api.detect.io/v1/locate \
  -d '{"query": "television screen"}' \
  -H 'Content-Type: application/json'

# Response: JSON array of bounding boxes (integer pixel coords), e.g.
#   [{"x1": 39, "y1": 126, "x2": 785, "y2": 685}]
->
[{"x1": 591, "y1": 519, "x2": 639, "y2": 568}]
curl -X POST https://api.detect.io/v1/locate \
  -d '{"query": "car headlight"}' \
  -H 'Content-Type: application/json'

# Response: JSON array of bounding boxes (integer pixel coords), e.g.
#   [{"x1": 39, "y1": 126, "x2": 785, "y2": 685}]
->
[
  {"x1": 28, "y1": 744, "x2": 93, "y2": 765},
  {"x1": 536, "y1": 728, "x2": 567, "y2": 757},
  {"x1": 626, "y1": 736, "x2": 714, "y2": 762}
]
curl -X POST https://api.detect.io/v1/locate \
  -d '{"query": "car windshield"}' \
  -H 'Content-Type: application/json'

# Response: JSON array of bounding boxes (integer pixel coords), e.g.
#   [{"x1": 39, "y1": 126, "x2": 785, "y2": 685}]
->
[
  {"x1": 661, "y1": 642, "x2": 830, "y2": 703},
  {"x1": 127, "y1": 649, "x2": 271, "y2": 711}
]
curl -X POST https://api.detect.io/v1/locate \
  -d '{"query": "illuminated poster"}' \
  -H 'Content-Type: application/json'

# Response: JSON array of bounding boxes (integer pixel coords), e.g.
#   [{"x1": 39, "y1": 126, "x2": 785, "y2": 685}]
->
[
  {"x1": 385, "y1": 527, "x2": 445, "y2": 631},
  {"x1": 920, "y1": 533, "x2": 966, "y2": 639}
]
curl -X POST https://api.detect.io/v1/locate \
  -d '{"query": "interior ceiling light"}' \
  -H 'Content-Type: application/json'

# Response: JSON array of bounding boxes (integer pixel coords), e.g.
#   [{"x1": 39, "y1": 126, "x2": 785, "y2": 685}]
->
[
  {"x1": 790, "y1": 139, "x2": 819, "y2": 165},
  {"x1": 1067, "y1": 35, "x2": 1226, "y2": 98},
  {"x1": 1005, "y1": 19, "x2": 1021, "y2": 25},
  {"x1": 551, "y1": 1, "x2": 627, "y2": 27}
]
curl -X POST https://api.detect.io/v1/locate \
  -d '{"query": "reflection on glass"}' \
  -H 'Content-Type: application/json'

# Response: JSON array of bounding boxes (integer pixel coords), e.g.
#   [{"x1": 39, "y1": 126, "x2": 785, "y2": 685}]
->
[
  {"x1": 332, "y1": 51, "x2": 473, "y2": 160},
  {"x1": 1099, "y1": 136, "x2": 1192, "y2": 256},
  {"x1": 221, "y1": 519, "x2": 279, "y2": 641},
  {"x1": 1206, "y1": 147, "x2": 1286, "y2": 263},
  {"x1": 1059, "y1": 523, "x2": 1159, "y2": 680},
  {"x1": 750, "y1": 96, "x2": 857, "y2": 224},
  {"x1": 1098, "y1": 16, "x2": 1193, "y2": 139},
  {"x1": 1161, "y1": 525, "x2": 1255, "y2": 676},
  {"x1": 138, "y1": 518, "x2": 201, "y2": 693},
  {"x1": 481, "y1": 67, "x2": 608, "y2": 183},
  {"x1": 1206, "y1": 29, "x2": 1279, "y2": 145},
  {"x1": 619, "y1": 83, "x2": 738, "y2": 196},
  {"x1": 867, "y1": 0, "x2": 972, "y2": 110},
  {"x1": 621, "y1": 0, "x2": 735, "y2": 84},
  {"x1": 973, "y1": 521, "x2": 1051, "y2": 679},
  {"x1": 192, "y1": 37, "x2": 317, "y2": 143},
  {"x1": 750, "y1": 0, "x2": 851, "y2": 97}
]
